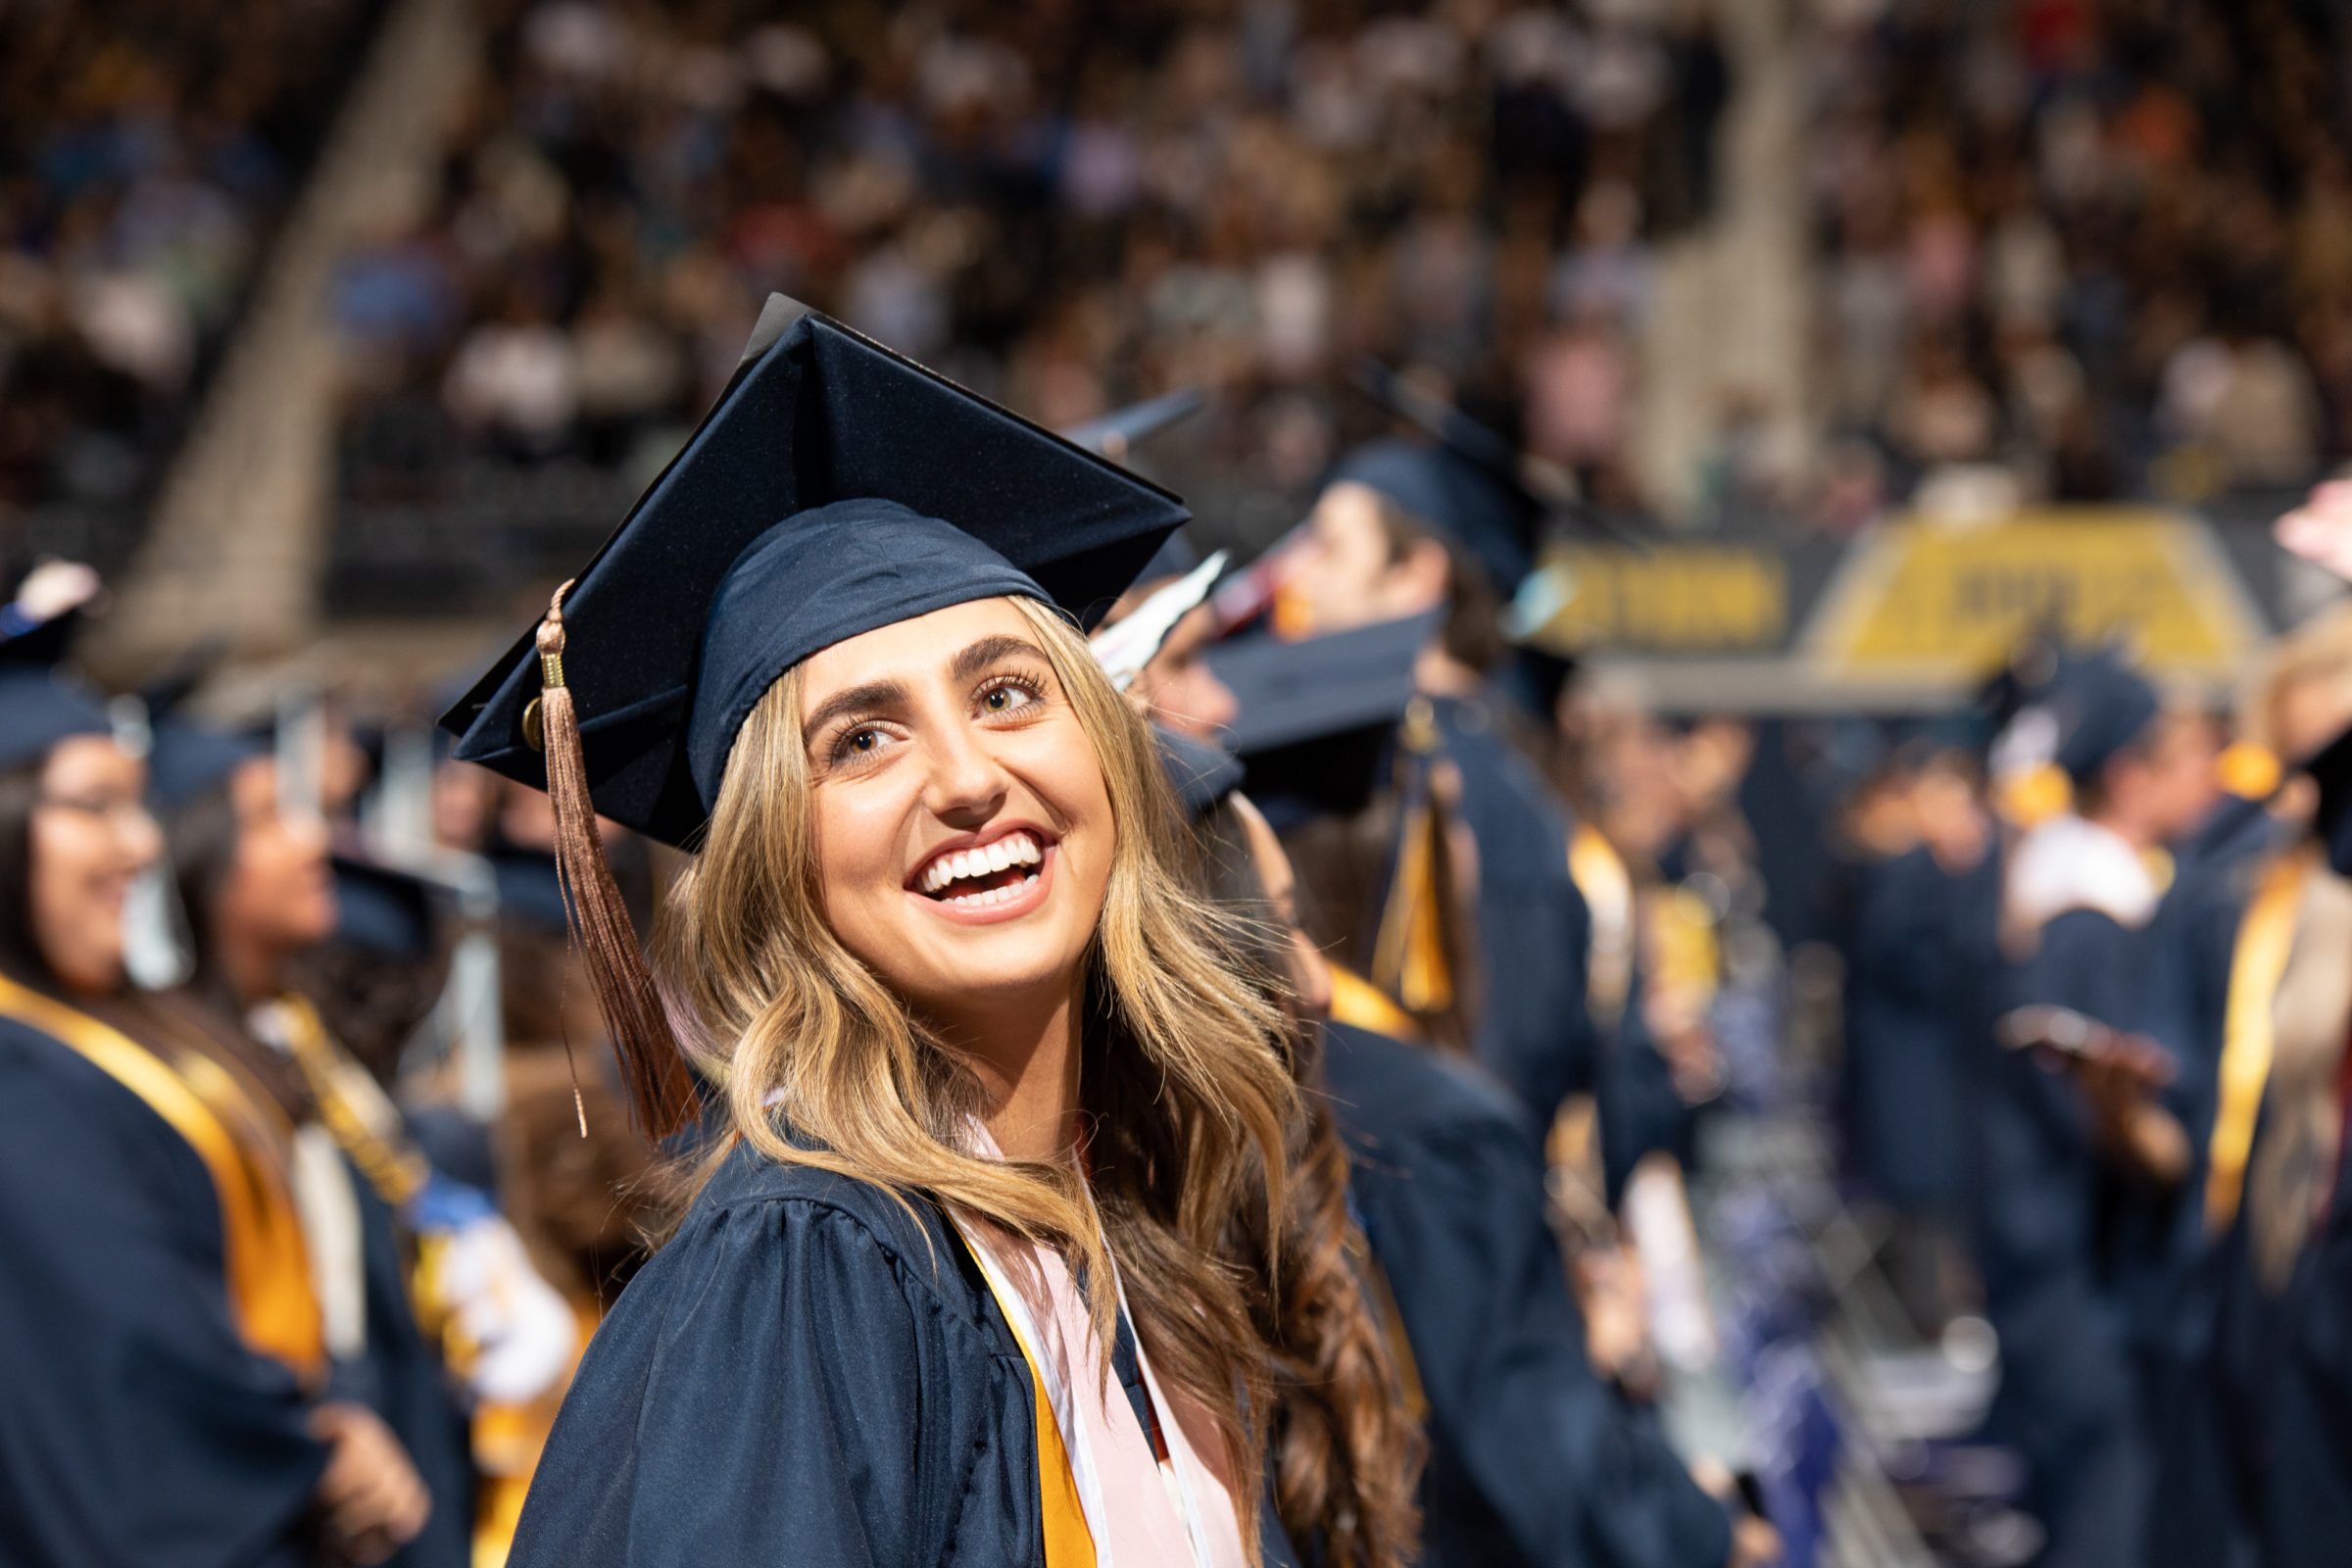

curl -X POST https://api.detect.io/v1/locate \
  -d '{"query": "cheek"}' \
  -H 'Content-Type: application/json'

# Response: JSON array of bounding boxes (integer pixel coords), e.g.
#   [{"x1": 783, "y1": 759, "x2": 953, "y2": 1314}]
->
[{"x1": 808, "y1": 783, "x2": 914, "y2": 946}]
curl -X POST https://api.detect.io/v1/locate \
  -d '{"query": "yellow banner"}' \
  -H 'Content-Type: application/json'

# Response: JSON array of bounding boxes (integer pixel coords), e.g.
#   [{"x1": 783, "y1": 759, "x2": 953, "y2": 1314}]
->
[
  {"x1": 1806, "y1": 510, "x2": 2262, "y2": 681},
  {"x1": 1537, "y1": 545, "x2": 1787, "y2": 652}
]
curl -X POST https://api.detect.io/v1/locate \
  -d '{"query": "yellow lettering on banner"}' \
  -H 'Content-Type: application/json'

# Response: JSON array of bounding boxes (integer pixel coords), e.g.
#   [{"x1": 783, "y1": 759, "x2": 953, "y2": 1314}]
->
[
  {"x1": 1534, "y1": 547, "x2": 1788, "y2": 652},
  {"x1": 1807, "y1": 511, "x2": 2263, "y2": 682}
]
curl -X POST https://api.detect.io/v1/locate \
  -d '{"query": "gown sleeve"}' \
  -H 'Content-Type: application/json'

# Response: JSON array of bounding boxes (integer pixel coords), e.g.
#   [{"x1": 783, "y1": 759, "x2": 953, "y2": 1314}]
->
[
  {"x1": 0, "y1": 1025, "x2": 326, "y2": 1568},
  {"x1": 1364, "y1": 1078, "x2": 1733, "y2": 1568},
  {"x1": 508, "y1": 1192, "x2": 1008, "y2": 1568}
]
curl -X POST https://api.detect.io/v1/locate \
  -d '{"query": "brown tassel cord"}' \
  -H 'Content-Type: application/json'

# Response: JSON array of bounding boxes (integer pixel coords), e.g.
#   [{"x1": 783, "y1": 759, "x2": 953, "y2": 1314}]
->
[{"x1": 535, "y1": 583, "x2": 699, "y2": 1139}]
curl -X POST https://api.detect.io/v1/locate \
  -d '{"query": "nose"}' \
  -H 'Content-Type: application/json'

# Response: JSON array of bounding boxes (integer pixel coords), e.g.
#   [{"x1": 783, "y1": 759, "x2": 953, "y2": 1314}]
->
[
  {"x1": 119, "y1": 806, "x2": 164, "y2": 871},
  {"x1": 922, "y1": 716, "x2": 1011, "y2": 829}
]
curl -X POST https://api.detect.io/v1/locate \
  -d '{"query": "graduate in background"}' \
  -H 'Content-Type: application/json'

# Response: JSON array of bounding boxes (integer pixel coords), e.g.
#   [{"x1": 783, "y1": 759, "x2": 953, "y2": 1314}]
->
[
  {"x1": 1276, "y1": 388, "x2": 1600, "y2": 1134},
  {"x1": 151, "y1": 712, "x2": 586, "y2": 1568},
  {"x1": 441, "y1": 298, "x2": 1411, "y2": 1567},
  {"x1": 2178, "y1": 482, "x2": 2352, "y2": 1568},
  {"x1": 1178, "y1": 628, "x2": 1773, "y2": 1567},
  {"x1": 1976, "y1": 646, "x2": 2222, "y2": 1568},
  {"x1": 0, "y1": 655, "x2": 428, "y2": 1565},
  {"x1": 1164, "y1": 739, "x2": 1772, "y2": 1567}
]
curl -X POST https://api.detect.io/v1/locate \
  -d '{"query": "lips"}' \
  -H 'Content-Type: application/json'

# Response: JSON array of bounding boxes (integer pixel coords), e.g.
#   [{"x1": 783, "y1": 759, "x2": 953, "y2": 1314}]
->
[{"x1": 910, "y1": 828, "x2": 1050, "y2": 908}]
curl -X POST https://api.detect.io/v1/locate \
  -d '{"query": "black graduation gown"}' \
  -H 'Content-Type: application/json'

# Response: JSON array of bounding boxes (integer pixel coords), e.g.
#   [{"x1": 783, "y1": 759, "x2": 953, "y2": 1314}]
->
[
  {"x1": 507, "y1": 1134, "x2": 1299, "y2": 1568},
  {"x1": 340, "y1": 1172, "x2": 474, "y2": 1568},
  {"x1": 1320, "y1": 1021, "x2": 1732, "y2": 1568},
  {"x1": 1977, "y1": 893, "x2": 2212, "y2": 1568},
  {"x1": 0, "y1": 1013, "x2": 327, "y2": 1568},
  {"x1": 1839, "y1": 846, "x2": 1989, "y2": 1224},
  {"x1": 1426, "y1": 694, "x2": 1598, "y2": 1130}
]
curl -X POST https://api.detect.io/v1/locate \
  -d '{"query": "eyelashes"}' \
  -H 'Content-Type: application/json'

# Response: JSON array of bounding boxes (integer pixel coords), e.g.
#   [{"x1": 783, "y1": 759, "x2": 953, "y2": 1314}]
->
[{"x1": 818, "y1": 666, "x2": 1054, "y2": 771}]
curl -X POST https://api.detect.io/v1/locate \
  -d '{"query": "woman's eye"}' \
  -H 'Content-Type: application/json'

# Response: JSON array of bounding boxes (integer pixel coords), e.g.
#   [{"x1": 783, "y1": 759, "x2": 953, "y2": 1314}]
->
[
  {"x1": 830, "y1": 726, "x2": 887, "y2": 765},
  {"x1": 978, "y1": 676, "x2": 1043, "y2": 714}
]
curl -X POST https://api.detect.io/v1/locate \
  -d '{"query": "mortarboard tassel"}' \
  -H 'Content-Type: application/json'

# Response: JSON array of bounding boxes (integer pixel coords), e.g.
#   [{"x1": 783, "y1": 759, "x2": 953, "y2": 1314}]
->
[{"x1": 534, "y1": 584, "x2": 699, "y2": 1139}]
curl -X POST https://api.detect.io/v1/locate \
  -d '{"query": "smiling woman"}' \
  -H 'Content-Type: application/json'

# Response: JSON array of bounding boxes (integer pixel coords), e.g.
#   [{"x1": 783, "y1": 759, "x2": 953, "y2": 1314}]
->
[{"x1": 441, "y1": 300, "x2": 1389, "y2": 1568}]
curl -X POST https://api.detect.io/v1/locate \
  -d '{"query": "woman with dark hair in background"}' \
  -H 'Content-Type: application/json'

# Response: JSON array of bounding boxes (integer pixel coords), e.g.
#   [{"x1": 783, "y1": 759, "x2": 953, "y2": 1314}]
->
[
  {"x1": 150, "y1": 713, "x2": 533, "y2": 1568},
  {"x1": 0, "y1": 659, "x2": 429, "y2": 1566}
]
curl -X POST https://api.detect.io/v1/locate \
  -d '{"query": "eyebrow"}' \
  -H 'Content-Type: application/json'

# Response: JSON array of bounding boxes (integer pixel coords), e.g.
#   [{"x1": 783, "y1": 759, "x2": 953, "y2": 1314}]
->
[
  {"x1": 951, "y1": 635, "x2": 1052, "y2": 684},
  {"x1": 801, "y1": 679, "x2": 908, "y2": 749},
  {"x1": 797, "y1": 637, "x2": 1054, "y2": 750}
]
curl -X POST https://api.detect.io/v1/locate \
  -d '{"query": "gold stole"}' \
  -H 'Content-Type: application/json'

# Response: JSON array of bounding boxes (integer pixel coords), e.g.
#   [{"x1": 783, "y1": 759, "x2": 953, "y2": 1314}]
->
[
  {"x1": 1568, "y1": 824, "x2": 1636, "y2": 1029},
  {"x1": 1329, "y1": 966, "x2": 1419, "y2": 1041},
  {"x1": 270, "y1": 994, "x2": 431, "y2": 1209},
  {"x1": 0, "y1": 973, "x2": 324, "y2": 1382},
  {"x1": 1371, "y1": 702, "x2": 1455, "y2": 1018},
  {"x1": 2206, "y1": 846, "x2": 2314, "y2": 1234},
  {"x1": 955, "y1": 1228, "x2": 1098, "y2": 1568}
]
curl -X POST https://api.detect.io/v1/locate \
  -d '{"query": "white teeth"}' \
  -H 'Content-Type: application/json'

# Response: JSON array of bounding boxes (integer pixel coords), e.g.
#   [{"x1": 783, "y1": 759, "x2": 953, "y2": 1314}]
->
[{"x1": 920, "y1": 835, "x2": 1048, "y2": 899}]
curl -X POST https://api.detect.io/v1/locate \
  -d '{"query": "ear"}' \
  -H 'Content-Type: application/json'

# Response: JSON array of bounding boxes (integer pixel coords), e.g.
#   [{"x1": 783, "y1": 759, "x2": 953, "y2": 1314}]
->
[{"x1": 1390, "y1": 536, "x2": 1452, "y2": 613}]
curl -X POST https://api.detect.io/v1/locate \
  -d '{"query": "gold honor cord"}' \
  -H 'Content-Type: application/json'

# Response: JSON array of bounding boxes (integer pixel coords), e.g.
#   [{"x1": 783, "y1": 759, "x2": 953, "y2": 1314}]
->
[
  {"x1": 955, "y1": 1229, "x2": 1099, "y2": 1568},
  {"x1": 1568, "y1": 824, "x2": 1636, "y2": 1029},
  {"x1": 1327, "y1": 966, "x2": 1420, "y2": 1042},
  {"x1": 2206, "y1": 847, "x2": 2315, "y2": 1234},
  {"x1": 0, "y1": 974, "x2": 324, "y2": 1380},
  {"x1": 274, "y1": 995, "x2": 431, "y2": 1210}
]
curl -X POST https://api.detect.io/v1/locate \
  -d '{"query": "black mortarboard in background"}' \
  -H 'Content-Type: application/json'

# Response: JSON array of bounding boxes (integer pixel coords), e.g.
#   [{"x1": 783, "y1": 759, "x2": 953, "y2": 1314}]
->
[
  {"x1": 0, "y1": 566, "x2": 112, "y2": 773},
  {"x1": 1206, "y1": 612, "x2": 1434, "y2": 829},
  {"x1": 0, "y1": 670, "x2": 111, "y2": 774},
  {"x1": 441, "y1": 297, "x2": 1190, "y2": 849},
  {"x1": 1059, "y1": 388, "x2": 1204, "y2": 465},
  {"x1": 329, "y1": 855, "x2": 448, "y2": 959},
  {"x1": 1325, "y1": 440, "x2": 1536, "y2": 597},
  {"x1": 489, "y1": 848, "x2": 571, "y2": 936},
  {"x1": 1153, "y1": 725, "x2": 1243, "y2": 822},
  {"x1": 2043, "y1": 646, "x2": 2162, "y2": 786},
  {"x1": 1063, "y1": 390, "x2": 1206, "y2": 588},
  {"x1": 147, "y1": 720, "x2": 267, "y2": 814}
]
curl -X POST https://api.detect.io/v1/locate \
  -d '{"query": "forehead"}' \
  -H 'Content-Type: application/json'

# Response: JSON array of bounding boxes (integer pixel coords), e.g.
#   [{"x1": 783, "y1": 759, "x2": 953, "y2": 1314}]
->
[
  {"x1": 42, "y1": 734, "x2": 139, "y2": 792},
  {"x1": 796, "y1": 597, "x2": 1043, "y2": 711}
]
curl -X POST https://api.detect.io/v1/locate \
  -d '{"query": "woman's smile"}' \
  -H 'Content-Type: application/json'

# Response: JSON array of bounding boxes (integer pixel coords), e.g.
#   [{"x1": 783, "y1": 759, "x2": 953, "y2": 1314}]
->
[{"x1": 907, "y1": 825, "x2": 1058, "y2": 923}]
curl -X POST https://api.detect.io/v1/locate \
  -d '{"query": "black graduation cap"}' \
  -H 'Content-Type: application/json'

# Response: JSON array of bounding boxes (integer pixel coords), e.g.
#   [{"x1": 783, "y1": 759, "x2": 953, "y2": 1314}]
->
[
  {"x1": 0, "y1": 669, "x2": 112, "y2": 774},
  {"x1": 2042, "y1": 647, "x2": 2161, "y2": 785},
  {"x1": 0, "y1": 564, "x2": 113, "y2": 772},
  {"x1": 489, "y1": 848, "x2": 571, "y2": 936},
  {"x1": 1325, "y1": 438, "x2": 1536, "y2": 597},
  {"x1": 1153, "y1": 725, "x2": 1243, "y2": 822},
  {"x1": 147, "y1": 719, "x2": 267, "y2": 814},
  {"x1": 439, "y1": 296, "x2": 1190, "y2": 850},
  {"x1": 330, "y1": 855, "x2": 448, "y2": 959},
  {"x1": 1205, "y1": 612, "x2": 1434, "y2": 827}
]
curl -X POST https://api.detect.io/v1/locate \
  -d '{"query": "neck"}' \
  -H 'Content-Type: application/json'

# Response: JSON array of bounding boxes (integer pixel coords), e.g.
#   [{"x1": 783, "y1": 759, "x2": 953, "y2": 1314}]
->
[
  {"x1": 938, "y1": 982, "x2": 1085, "y2": 1164},
  {"x1": 216, "y1": 926, "x2": 288, "y2": 1011}
]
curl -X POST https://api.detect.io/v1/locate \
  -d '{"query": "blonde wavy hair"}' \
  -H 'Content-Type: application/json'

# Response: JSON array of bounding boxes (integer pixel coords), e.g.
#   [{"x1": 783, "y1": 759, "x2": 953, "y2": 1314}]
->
[{"x1": 653, "y1": 595, "x2": 1301, "y2": 1525}]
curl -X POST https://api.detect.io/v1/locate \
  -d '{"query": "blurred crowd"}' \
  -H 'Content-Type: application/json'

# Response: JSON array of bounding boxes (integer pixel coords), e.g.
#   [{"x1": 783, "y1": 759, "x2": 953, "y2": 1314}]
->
[
  {"x1": 0, "y1": 0, "x2": 377, "y2": 525},
  {"x1": 1807, "y1": 0, "x2": 2352, "y2": 526},
  {"x1": 330, "y1": 0, "x2": 1729, "y2": 545}
]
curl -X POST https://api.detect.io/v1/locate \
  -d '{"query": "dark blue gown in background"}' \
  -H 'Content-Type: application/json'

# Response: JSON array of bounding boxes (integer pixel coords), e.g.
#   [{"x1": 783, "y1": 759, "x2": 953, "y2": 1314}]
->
[
  {"x1": 1424, "y1": 694, "x2": 1598, "y2": 1132},
  {"x1": 506, "y1": 1134, "x2": 1300, "y2": 1568},
  {"x1": 1976, "y1": 896, "x2": 2209, "y2": 1568},
  {"x1": 1841, "y1": 846, "x2": 1990, "y2": 1226},
  {"x1": 342, "y1": 1173, "x2": 475, "y2": 1568},
  {"x1": 1320, "y1": 1020, "x2": 1732, "y2": 1568},
  {"x1": 0, "y1": 1013, "x2": 327, "y2": 1568}
]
